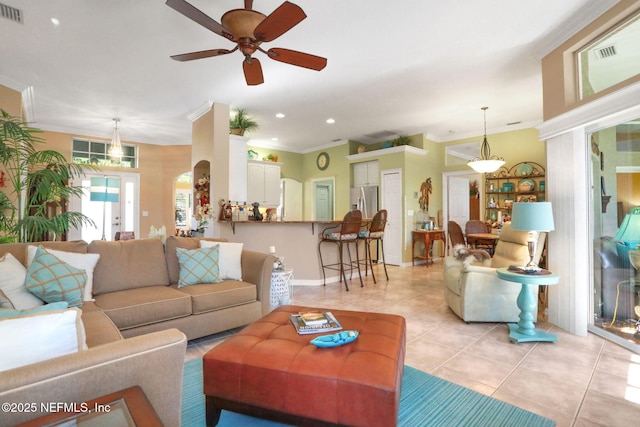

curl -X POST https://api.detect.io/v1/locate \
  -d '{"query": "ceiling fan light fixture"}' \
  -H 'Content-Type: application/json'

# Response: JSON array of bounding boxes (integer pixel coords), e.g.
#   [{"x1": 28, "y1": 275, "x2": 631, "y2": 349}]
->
[
  {"x1": 109, "y1": 118, "x2": 123, "y2": 160},
  {"x1": 467, "y1": 106, "x2": 505, "y2": 173}
]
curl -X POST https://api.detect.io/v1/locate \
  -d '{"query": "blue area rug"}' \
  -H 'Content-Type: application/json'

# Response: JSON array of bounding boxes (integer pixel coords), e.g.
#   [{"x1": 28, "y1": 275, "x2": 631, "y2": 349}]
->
[{"x1": 182, "y1": 358, "x2": 555, "y2": 426}]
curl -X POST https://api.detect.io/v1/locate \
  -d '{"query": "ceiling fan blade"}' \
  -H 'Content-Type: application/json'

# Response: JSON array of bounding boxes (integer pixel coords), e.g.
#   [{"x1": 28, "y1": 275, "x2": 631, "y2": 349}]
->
[
  {"x1": 170, "y1": 49, "x2": 233, "y2": 61},
  {"x1": 244, "y1": 0, "x2": 253, "y2": 10},
  {"x1": 166, "y1": 0, "x2": 232, "y2": 40},
  {"x1": 254, "y1": 1, "x2": 306, "y2": 42},
  {"x1": 243, "y1": 57, "x2": 264, "y2": 85},
  {"x1": 267, "y1": 48, "x2": 327, "y2": 71}
]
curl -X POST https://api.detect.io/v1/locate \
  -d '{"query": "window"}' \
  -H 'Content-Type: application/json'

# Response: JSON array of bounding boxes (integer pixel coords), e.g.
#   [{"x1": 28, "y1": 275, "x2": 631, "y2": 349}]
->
[
  {"x1": 578, "y1": 12, "x2": 640, "y2": 99},
  {"x1": 72, "y1": 138, "x2": 137, "y2": 168}
]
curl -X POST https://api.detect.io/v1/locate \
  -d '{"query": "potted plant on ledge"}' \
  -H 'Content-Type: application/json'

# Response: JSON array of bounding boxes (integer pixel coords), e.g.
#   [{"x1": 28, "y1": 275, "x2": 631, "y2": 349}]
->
[{"x1": 229, "y1": 109, "x2": 259, "y2": 136}]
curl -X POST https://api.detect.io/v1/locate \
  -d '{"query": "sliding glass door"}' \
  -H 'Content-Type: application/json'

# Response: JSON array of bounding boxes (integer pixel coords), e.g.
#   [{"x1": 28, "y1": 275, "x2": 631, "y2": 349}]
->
[{"x1": 590, "y1": 119, "x2": 640, "y2": 351}]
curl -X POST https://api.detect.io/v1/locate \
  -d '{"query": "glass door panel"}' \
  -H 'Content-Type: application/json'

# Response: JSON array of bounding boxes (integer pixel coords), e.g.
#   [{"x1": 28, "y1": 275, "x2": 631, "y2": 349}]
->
[{"x1": 590, "y1": 119, "x2": 640, "y2": 350}]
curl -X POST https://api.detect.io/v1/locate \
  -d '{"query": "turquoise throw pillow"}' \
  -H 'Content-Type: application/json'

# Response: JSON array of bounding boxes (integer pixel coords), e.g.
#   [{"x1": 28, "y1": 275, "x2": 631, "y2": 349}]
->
[
  {"x1": 176, "y1": 246, "x2": 221, "y2": 288},
  {"x1": 25, "y1": 247, "x2": 86, "y2": 308},
  {"x1": 0, "y1": 301, "x2": 69, "y2": 318}
]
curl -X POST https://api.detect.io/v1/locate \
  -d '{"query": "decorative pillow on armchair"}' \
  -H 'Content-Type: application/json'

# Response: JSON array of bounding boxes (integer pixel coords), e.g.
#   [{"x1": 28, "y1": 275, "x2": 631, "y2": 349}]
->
[{"x1": 25, "y1": 246, "x2": 87, "y2": 308}]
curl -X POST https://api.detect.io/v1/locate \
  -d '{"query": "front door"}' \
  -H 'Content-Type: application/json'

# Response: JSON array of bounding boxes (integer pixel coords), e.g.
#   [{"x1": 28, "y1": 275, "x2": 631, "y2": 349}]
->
[{"x1": 67, "y1": 172, "x2": 139, "y2": 242}]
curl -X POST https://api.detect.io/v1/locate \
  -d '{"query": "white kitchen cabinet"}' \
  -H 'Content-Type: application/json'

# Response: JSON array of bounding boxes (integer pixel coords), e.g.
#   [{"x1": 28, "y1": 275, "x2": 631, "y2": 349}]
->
[
  {"x1": 247, "y1": 160, "x2": 281, "y2": 206},
  {"x1": 228, "y1": 135, "x2": 248, "y2": 204},
  {"x1": 353, "y1": 161, "x2": 379, "y2": 187}
]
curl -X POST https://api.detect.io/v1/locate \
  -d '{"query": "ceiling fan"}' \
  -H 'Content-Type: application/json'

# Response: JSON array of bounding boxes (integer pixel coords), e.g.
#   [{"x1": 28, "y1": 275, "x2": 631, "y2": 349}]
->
[{"x1": 166, "y1": 0, "x2": 327, "y2": 85}]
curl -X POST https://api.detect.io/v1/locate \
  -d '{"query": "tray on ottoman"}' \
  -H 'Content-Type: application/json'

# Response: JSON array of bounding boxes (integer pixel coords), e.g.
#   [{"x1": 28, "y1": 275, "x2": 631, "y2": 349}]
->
[{"x1": 203, "y1": 305, "x2": 406, "y2": 427}]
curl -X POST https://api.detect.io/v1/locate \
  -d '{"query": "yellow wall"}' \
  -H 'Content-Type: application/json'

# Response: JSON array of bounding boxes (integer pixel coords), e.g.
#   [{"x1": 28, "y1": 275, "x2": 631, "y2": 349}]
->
[{"x1": 2, "y1": 82, "x2": 546, "y2": 262}]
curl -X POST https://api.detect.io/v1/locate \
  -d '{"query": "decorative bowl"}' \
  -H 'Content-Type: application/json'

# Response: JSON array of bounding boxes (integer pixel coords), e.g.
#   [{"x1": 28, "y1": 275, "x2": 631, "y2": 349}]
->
[{"x1": 518, "y1": 178, "x2": 535, "y2": 192}]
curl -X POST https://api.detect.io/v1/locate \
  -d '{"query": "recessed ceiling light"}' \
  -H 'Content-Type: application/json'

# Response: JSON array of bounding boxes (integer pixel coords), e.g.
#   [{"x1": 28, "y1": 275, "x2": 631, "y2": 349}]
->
[
  {"x1": 326, "y1": 118, "x2": 335, "y2": 124},
  {"x1": 275, "y1": 113, "x2": 285, "y2": 118},
  {"x1": 51, "y1": 17, "x2": 60, "y2": 26},
  {"x1": 271, "y1": 137, "x2": 279, "y2": 141}
]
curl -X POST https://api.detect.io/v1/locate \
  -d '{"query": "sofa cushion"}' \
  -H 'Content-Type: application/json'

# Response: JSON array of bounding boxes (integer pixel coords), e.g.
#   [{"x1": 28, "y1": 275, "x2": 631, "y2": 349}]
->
[
  {"x1": 27, "y1": 246, "x2": 100, "y2": 302},
  {"x1": 89, "y1": 239, "x2": 170, "y2": 295},
  {"x1": 165, "y1": 236, "x2": 227, "y2": 284},
  {"x1": 200, "y1": 241, "x2": 244, "y2": 281},
  {"x1": 173, "y1": 280, "x2": 257, "y2": 315},
  {"x1": 80, "y1": 301, "x2": 124, "y2": 347},
  {"x1": 25, "y1": 246, "x2": 87, "y2": 308},
  {"x1": 176, "y1": 246, "x2": 221, "y2": 288},
  {"x1": 0, "y1": 307, "x2": 86, "y2": 372},
  {"x1": 0, "y1": 253, "x2": 44, "y2": 310},
  {"x1": 93, "y1": 286, "x2": 191, "y2": 330},
  {"x1": 0, "y1": 240, "x2": 88, "y2": 266}
]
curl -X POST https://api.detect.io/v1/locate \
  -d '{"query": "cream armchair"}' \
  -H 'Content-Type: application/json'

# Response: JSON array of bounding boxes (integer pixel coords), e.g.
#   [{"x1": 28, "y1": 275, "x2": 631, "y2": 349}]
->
[{"x1": 444, "y1": 223, "x2": 546, "y2": 322}]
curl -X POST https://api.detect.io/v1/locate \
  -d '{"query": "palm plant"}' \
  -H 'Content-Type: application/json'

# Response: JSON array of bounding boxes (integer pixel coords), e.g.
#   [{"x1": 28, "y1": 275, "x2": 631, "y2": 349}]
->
[
  {"x1": 0, "y1": 109, "x2": 96, "y2": 242},
  {"x1": 229, "y1": 109, "x2": 259, "y2": 136}
]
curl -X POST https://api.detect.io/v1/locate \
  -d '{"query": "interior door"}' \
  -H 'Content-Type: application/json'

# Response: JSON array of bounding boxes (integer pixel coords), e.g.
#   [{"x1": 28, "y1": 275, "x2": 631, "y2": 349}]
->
[
  {"x1": 314, "y1": 180, "x2": 334, "y2": 221},
  {"x1": 67, "y1": 172, "x2": 139, "y2": 242},
  {"x1": 381, "y1": 169, "x2": 402, "y2": 265},
  {"x1": 448, "y1": 176, "x2": 470, "y2": 230}
]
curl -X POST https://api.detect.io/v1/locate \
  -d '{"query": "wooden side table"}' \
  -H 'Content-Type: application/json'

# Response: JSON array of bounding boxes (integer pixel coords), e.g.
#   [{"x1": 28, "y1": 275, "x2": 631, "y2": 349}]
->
[
  {"x1": 17, "y1": 386, "x2": 162, "y2": 427},
  {"x1": 412, "y1": 230, "x2": 446, "y2": 267},
  {"x1": 496, "y1": 267, "x2": 560, "y2": 343}
]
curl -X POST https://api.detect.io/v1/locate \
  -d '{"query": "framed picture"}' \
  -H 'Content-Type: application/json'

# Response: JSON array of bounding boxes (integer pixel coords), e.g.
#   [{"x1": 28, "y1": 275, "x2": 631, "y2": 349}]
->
[{"x1": 516, "y1": 195, "x2": 537, "y2": 203}]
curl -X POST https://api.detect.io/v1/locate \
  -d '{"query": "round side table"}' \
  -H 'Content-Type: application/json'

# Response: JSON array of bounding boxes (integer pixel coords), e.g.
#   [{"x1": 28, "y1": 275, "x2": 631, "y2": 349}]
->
[{"x1": 496, "y1": 267, "x2": 560, "y2": 343}]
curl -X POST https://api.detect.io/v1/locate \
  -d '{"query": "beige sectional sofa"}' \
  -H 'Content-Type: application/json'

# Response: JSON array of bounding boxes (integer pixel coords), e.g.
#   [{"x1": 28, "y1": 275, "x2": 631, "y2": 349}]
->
[{"x1": 0, "y1": 236, "x2": 275, "y2": 426}]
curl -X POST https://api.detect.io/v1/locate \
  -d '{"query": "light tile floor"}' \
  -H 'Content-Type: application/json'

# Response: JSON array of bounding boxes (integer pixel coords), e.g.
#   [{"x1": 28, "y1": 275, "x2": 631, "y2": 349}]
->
[{"x1": 186, "y1": 262, "x2": 640, "y2": 426}]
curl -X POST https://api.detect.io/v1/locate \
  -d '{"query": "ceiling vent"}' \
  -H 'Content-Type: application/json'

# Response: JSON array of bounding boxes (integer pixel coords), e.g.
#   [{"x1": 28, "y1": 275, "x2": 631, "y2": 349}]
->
[
  {"x1": 595, "y1": 44, "x2": 617, "y2": 59},
  {"x1": 0, "y1": 2, "x2": 22, "y2": 23}
]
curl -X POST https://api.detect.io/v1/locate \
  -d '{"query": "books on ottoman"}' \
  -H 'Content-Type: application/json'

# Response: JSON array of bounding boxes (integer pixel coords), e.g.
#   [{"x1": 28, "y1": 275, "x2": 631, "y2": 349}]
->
[{"x1": 290, "y1": 311, "x2": 343, "y2": 334}]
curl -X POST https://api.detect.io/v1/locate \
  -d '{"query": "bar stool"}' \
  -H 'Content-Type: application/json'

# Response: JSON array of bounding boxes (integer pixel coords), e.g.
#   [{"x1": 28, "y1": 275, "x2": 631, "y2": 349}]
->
[
  {"x1": 318, "y1": 210, "x2": 363, "y2": 291},
  {"x1": 358, "y1": 209, "x2": 388, "y2": 283}
]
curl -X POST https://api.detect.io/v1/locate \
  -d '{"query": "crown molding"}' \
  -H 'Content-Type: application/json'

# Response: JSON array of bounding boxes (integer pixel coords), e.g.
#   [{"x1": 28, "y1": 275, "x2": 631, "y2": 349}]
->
[{"x1": 533, "y1": 0, "x2": 620, "y2": 60}]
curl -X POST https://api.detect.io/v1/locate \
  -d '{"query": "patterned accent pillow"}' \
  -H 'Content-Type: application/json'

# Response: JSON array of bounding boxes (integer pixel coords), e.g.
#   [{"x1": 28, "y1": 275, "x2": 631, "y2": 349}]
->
[
  {"x1": 176, "y1": 246, "x2": 221, "y2": 288},
  {"x1": 0, "y1": 253, "x2": 44, "y2": 310},
  {"x1": 25, "y1": 247, "x2": 87, "y2": 308}
]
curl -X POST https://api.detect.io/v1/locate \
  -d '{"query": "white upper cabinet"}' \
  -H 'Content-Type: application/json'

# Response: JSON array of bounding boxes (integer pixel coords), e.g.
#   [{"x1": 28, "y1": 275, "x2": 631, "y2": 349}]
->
[
  {"x1": 247, "y1": 160, "x2": 281, "y2": 206},
  {"x1": 353, "y1": 161, "x2": 379, "y2": 187},
  {"x1": 228, "y1": 135, "x2": 248, "y2": 204}
]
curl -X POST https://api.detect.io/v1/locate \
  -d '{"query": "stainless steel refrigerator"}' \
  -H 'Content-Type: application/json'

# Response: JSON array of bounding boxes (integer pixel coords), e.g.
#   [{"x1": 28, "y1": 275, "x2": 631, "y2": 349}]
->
[{"x1": 350, "y1": 186, "x2": 379, "y2": 218}]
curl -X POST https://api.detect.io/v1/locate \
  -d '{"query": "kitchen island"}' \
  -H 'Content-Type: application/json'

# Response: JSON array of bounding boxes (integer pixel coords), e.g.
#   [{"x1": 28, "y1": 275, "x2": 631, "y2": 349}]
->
[{"x1": 218, "y1": 220, "x2": 362, "y2": 286}]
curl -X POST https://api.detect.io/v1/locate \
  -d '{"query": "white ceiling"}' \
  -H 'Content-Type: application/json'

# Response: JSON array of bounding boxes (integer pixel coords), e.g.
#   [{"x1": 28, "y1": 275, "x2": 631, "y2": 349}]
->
[{"x1": 0, "y1": 0, "x2": 619, "y2": 153}]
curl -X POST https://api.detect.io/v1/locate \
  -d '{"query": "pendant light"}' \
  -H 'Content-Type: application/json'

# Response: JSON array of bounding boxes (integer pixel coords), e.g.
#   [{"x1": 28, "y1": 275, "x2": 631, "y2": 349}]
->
[
  {"x1": 108, "y1": 118, "x2": 123, "y2": 160},
  {"x1": 467, "y1": 107, "x2": 505, "y2": 173}
]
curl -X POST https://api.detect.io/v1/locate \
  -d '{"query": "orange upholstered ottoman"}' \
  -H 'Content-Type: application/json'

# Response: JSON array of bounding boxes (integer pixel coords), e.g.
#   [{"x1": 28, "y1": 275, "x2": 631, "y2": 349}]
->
[{"x1": 203, "y1": 305, "x2": 406, "y2": 427}]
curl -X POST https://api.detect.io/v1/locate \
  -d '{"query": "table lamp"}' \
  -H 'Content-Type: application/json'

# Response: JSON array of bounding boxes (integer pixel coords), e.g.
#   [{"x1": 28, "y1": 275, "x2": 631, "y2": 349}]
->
[
  {"x1": 613, "y1": 207, "x2": 640, "y2": 269},
  {"x1": 511, "y1": 202, "x2": 555, "y2": 272}
]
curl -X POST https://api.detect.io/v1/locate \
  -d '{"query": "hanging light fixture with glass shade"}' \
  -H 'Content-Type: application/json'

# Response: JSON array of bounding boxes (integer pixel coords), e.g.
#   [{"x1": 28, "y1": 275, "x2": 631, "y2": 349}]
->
[
  {"x1": 108, "y1": 118, "x2": 123, "y2": 160},
  {"x1": 467, "y1": 106, "x2": 505, "y2": 173}
]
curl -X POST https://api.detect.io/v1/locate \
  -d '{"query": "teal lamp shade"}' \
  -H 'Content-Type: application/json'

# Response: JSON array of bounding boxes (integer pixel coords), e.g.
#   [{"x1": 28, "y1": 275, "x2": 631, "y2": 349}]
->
[
  {"x1": 613, "y1": 207, "x2": 640, "y2": 268},
  {"x1": 511, "y1": 202, "x2": 555, "y2": 232}
]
